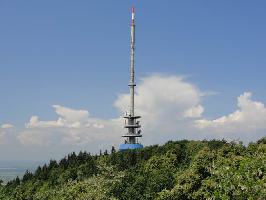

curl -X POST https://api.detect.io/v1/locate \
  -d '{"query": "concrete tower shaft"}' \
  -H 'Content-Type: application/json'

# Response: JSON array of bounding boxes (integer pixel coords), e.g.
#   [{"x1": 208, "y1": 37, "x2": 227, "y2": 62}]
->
[
  {"x1": 119, "y1": 7, "x2": 143, "y2": 150},
  {"x1": 129, "y1": 6, "x2": 136, "y2": 116}
]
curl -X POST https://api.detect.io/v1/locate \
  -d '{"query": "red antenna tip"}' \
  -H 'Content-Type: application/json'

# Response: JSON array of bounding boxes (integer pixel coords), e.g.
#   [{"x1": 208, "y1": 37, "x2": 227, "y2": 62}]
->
[{"x1": 132, "y1": 6, "x2": 135, "y2": 13}]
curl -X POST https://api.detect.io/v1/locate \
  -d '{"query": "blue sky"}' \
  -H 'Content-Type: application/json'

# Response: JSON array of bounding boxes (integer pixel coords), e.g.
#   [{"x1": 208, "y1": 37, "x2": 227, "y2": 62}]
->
[{"x1": 0, "y1": 1, "x2": 266, "y2": 161}]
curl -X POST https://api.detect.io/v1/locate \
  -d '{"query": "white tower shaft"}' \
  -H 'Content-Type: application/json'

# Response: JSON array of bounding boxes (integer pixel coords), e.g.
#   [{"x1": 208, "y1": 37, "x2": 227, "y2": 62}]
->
[{"x1": 130, "y1": 7, "x2": 136, "y2": 117}]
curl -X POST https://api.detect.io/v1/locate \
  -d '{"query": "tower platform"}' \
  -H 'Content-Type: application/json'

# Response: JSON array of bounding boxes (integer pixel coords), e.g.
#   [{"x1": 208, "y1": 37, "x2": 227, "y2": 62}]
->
[{"x1": 119, "y1": 143, "x2": 143, "y2": 151}]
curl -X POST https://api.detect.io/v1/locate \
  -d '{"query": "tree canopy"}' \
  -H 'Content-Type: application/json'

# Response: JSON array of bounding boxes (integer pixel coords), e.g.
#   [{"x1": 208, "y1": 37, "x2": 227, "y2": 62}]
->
[{"x1": 0, "y1": 137, "x2": 265, "y2": 200}]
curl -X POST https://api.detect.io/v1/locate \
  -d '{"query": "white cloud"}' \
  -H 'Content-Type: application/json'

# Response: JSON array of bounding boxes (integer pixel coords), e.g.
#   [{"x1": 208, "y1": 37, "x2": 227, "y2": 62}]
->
[
  {"x1": 26, "y1": 116, "x2": 64, "y2": 128},
  {"x1": 115, "y1": 74, "x2": 203, "y2": 121},
  {"x1": 18, "y1": 129, "x2": 54, "y2": 146},
  {"x1": 195, "y1": 92, "x2": 266, "y2": 134},
  {"x1": 0, "y1": 124, "x2": 14, "y2": 144},
  {"x1": 53, "y1": 105, "x2": 90, "y2": 126},
  {"x1": 1, "y1": 123, "x2": 14, "y2": 129},
  {"x1": 184, "y1": 105, "x2": 204, "y2": 118},
  {"x1": 16, "y1": 75, "x2": 266, "y2": 150},
  {"x1": 0, "y1": 71, "x2": 265, "y2": 162},
  {"x1": 20, "y1": 104, "x2": 121, "y2": 146},
  {"x1": 19, "y1": 74, "x2": 204, "y2": 147},
  {"x1": 114, "y1": 74, "x2": 204, "y2": 143},
  {"x1": 26, "y1": 105, "x2": 91, "y2": 129}
]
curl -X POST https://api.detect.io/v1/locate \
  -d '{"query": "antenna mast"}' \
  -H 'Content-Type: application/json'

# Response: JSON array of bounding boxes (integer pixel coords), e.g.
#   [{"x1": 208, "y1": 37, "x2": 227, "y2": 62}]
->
[{"x1": 119, "y1": 7, "x2": 143, "y2": 150}]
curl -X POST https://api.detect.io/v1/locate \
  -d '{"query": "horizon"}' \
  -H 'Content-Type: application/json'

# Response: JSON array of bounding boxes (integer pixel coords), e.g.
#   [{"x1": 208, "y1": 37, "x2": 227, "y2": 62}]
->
[{"x1": 1, "y1": 1, "x2": 266, "y2": 162}]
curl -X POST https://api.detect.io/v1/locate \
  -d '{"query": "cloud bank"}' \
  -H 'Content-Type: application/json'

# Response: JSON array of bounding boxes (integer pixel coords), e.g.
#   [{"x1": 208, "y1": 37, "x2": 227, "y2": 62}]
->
[
  {"x1": 196, "y1": 92, "x2": 266, "y2": 134},
  {"x1": 11, "y1": 74, "x2": 266, "y2": 152},
  {"x1": 18, "y1": 75, "x2": 206, "y2": 147},
  {"x1": 19, "y1": 105, "x2": 122, "y2": 147}
]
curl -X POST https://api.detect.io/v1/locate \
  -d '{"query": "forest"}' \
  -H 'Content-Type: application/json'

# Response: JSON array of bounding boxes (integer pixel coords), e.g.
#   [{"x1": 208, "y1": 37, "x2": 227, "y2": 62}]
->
[{"x1": 0, "y1": 137, "x2": 265, "y2": 200}]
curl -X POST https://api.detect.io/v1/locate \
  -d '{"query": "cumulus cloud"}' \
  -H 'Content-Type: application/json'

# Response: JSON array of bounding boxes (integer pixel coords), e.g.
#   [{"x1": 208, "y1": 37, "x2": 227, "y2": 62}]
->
[
  {"x1": 115, "y1": 75, "x2": 203, "y2": 120},
  {"x1": 115, "y1": 74, "x2": 205, "y2": 143},
  {"x1": 195, "y1": 92, "x2": 266, "y2": 134},
  {"x1": 1, "y1": 123, "x2": 14, "y2": 129},
  {"x1": 26, "y1": 105, "x2": 91, "y2": 128},
  {"x1": 18, "y1": 74, "x2": 204, "y2": 147},
  {"x1": 16, "y1": 75, "x2": 266, "y2": 150},
  {"x1": 19, "y1": 120, "x2": 122, "y2": 147},
  {"x1": 184, "y1": 105, "x2": 204, "y2": 118},
  {"x1": 20, "y1": 104, "x2": 122, "y2": 146}
]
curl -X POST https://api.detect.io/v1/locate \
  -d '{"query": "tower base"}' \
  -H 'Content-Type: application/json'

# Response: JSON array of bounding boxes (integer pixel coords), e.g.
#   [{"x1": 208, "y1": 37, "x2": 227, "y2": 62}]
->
[{"x1": 119, "y1": 143, "x2": 143, "y2": 151}]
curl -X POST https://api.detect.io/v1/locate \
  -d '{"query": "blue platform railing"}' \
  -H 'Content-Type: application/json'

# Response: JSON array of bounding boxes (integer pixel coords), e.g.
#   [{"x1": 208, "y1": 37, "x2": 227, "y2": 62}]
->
[{"x1": 119, "y1": 143, "x2": 143, "y2": 151}]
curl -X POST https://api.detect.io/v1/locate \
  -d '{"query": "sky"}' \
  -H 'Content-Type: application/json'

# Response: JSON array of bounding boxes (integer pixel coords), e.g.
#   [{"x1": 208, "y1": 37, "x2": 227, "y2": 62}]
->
[{"x1": 0, "y1": 0, "x2": 266, "y2": 162}]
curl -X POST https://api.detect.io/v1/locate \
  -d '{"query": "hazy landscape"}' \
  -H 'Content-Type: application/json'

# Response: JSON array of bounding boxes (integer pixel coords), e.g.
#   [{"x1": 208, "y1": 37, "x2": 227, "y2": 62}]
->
[
  {"x1": 0, "y1": 1, "x2": 266, "y2": 199},
  {"x1": 0, "y1": 161, "x2": 42, "y2": 183}
]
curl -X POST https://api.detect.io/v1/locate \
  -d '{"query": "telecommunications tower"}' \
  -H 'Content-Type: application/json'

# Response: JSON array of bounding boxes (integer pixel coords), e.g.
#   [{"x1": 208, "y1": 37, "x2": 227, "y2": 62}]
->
[{"x1": 119, "y1": 7, "x2": 143, "y2": 150}]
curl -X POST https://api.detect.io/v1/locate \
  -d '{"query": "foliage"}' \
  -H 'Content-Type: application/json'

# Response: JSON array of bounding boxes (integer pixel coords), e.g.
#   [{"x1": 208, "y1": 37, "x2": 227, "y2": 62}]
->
[{"x1": 0, "y1": 137, "x2": 265, "y2": 199}]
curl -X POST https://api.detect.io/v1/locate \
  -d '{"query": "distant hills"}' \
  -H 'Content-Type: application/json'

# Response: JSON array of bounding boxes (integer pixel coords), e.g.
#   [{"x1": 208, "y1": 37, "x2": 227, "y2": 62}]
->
[
  {"x1": 0, "y1": 137, "x2": 265, "y2": 199},
  {"x1": 0, "y1": 161, "x2": 42, "y2": 184}
]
